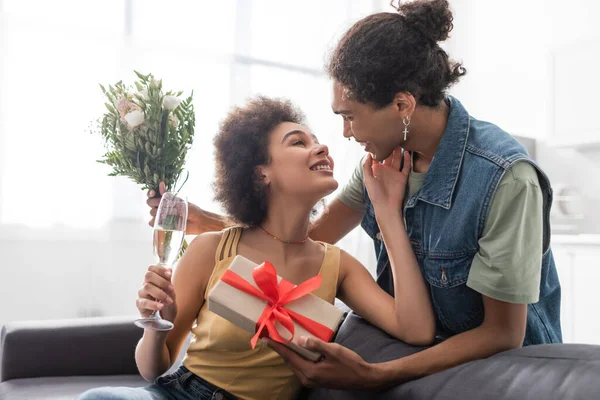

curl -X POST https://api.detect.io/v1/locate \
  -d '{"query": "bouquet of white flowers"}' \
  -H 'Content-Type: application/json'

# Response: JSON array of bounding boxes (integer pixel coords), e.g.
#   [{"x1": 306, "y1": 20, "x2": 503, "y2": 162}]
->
[{"x1": 93, "y1": 71, "x2": 195, "y2": 193}]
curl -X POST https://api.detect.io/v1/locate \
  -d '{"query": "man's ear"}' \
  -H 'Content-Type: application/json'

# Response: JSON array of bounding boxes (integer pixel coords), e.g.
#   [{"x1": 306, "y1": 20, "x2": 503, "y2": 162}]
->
[{"x1": 393, "y1": 92, "x2": 416, "y2": 117}]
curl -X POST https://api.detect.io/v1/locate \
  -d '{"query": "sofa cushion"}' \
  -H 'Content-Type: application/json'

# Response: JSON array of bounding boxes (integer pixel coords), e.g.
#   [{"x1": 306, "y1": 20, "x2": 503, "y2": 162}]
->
[
  {"x1": 307, "y1": 313, "x2": 600, "y2": 400},
  {"x1": 1, "y1": 317, "x2": 143, "y2": 382},
  {"x1": 0, "y1": 375, "x2": 145, "y2": 400}
]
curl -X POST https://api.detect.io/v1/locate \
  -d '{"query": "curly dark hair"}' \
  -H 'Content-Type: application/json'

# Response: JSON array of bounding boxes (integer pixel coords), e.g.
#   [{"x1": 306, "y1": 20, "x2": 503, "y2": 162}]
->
[
  {"x1": 327, "y1": 0, "x2": 466, "y2": 108},
  {"x1": 213, "y1": 96, "x2": 306, "y2": 227}
]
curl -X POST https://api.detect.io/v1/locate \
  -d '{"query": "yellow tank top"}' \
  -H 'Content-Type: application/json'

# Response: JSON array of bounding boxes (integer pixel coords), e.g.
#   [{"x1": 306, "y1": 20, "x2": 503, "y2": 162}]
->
[{"x1": 183, "y1": 227, "x2": 341, "y2": 400}]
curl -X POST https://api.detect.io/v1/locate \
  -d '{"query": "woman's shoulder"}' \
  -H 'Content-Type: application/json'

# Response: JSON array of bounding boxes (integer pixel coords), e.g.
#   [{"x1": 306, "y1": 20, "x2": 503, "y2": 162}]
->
[
  {"x1": 187, "y1": 226, "x2": 244, "y2": 262},
  {"x1": 322, "y1": 244, "x2": 367, "y2": 273},
  {"x1": 188, "y1": 230, "x2": 224, "y2": 249},
  {"x1": 188, "y1": 226, "x2": 241, "y2": 245},
  {"x1": 175, "y1": 230, "x2": 231, "y2": 286}
]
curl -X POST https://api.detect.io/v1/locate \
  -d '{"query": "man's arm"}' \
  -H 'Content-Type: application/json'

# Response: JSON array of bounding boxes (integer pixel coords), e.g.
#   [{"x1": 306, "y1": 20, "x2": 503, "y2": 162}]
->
[
  {"x1": 147, "y1": 182, "x2": 228, "y2": 235},
  {"x1": 267, "y1": 294, "x2": 526, "y2": 390},
  {"x1": 148, "y1": 178, "x2": 364, "y2": 239},
  {"x1": 372, "y1": 295, "x2": 526, "y2": 387},
  {"x1": 309, "y1": 198, "x2": 364, "y2": 244}
]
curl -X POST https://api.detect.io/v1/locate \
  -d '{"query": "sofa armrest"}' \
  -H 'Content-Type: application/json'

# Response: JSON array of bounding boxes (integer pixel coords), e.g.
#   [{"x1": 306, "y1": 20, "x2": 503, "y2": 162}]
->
[{"x1": 1, "y1": 316, "x2": 143, "y2": 382}]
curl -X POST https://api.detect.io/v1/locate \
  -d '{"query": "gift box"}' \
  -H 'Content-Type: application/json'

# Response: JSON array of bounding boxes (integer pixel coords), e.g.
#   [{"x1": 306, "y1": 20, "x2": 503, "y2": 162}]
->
[{"x1": 207, "y1": 255, "x2": 345, "y2": 361}]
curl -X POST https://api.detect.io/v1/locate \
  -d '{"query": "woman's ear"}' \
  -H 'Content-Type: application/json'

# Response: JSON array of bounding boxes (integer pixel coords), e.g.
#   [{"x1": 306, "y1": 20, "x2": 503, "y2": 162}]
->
[{"x1": 256, "y1": 165, "x2": 270, "y2": 186}]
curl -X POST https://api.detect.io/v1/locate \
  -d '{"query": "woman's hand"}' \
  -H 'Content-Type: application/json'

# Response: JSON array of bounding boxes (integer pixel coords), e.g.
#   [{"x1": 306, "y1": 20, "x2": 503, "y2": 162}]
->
[
  {"x1": 362, "y1": 147, "x2": 411, "y2": 216},
  {"x1": 136, "y1": 265, "x2": 178, "y2": 323}
]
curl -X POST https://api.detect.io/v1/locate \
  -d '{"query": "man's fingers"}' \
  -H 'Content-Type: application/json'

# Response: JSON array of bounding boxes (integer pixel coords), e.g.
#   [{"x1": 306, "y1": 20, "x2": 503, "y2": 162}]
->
[
  {"x1": 266, "y1": 339, "x2": 314, "y2": 367},
  {"x1": 148, "y1": 181, "x2": 166, "y2": 199},
  {"x1": 147, "y1": 197, "x2": 160, "y2": 207},
  {"x1": 298, "y1": 337, "x2": 341, "y2": 360},
  {"x1": 266, "y1": 338, "x2": 296, "y2": 360}
]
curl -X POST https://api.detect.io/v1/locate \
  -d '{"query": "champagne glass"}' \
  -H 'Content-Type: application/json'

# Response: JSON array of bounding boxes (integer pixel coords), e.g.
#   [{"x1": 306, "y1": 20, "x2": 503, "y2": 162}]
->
[{"x1": 134, "y1": 192, "x2": 188, "y2": 331}]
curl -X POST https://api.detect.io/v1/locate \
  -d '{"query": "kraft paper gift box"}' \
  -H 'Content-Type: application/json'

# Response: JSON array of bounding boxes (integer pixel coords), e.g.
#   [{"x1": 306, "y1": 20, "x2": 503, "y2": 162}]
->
[{"x1": 207, "y1": 255, "x2": 345, "y2": 361}]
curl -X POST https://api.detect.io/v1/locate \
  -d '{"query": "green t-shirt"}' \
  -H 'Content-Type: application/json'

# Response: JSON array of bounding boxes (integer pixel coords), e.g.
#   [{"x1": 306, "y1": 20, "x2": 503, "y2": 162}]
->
[{"x1": 338, "y1": 156, "x2": 542, "y2": 304}]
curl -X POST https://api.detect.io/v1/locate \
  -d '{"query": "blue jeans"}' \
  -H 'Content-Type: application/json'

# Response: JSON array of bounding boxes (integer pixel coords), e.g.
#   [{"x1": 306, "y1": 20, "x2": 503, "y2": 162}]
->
[{"x1": 78, "y1": 366, "x2": 235, "y2": 400}]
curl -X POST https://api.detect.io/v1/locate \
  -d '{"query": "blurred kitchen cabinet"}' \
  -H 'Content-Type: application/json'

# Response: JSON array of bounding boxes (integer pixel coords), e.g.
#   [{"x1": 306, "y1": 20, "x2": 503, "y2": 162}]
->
[{"x1": 551, "y1": 236, "x2": 600, "y2": 345}]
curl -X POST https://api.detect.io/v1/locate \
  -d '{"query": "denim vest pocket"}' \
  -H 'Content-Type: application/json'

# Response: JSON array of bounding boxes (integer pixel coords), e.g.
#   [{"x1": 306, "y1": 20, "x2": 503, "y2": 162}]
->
[{"x1": 422, "y1": 252, "x2": 484, "y2": 335}]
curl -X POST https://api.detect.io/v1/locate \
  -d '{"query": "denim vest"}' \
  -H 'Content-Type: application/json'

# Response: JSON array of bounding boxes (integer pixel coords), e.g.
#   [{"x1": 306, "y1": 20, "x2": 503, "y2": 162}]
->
[{"x1": 361, "y1": 96, "x2": 562, "y2": 345}]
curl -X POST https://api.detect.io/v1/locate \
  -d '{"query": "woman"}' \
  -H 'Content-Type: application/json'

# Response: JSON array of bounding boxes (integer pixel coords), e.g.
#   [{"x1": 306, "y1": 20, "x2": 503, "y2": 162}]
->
[{"x1": 80, "y1": 96, "x2": 433, "y2": 400}]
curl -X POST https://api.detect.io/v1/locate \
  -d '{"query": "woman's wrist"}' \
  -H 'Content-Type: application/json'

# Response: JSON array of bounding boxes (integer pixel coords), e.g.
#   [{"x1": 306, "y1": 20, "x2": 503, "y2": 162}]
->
[
  {"x1": 374, "y1": 206, "x2": 404, "y2": 225},
  {"x1": 142, "y1": 328, "x2": 170, "y2": 346}
]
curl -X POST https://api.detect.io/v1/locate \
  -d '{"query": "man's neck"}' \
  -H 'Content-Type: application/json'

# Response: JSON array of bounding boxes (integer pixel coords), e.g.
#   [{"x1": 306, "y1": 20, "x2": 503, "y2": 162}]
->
[{"x1": 404, "y1": 100, "x2": 450, "y2": 169}]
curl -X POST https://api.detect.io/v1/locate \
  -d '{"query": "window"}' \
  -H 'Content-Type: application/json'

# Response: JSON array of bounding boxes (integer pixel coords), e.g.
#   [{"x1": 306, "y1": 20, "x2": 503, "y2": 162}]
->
[{"x1": 0, "y1": 1, "x2": 382, "y2": 326}]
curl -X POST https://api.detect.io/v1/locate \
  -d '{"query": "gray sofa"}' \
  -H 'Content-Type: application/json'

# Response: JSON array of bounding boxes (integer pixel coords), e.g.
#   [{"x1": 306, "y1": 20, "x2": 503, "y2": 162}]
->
[{"x1": 1, "y1": 314, "x2": 599, "y2": 400}]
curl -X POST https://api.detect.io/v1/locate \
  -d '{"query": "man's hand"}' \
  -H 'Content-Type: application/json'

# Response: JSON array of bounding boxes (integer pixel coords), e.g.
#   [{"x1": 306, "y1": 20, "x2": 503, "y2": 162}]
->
[
  {"x1": 146, "y1": 181, "x2": 210, "y2": 235},
  {"x1": 266, "y1": 336, "x2": 381, "y2": 390}
]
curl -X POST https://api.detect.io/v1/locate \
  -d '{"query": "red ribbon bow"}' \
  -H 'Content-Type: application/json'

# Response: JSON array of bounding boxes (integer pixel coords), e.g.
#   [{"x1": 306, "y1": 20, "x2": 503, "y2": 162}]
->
[{"x1": 220, "y1": 261, "x2": 334, "y2": 349}]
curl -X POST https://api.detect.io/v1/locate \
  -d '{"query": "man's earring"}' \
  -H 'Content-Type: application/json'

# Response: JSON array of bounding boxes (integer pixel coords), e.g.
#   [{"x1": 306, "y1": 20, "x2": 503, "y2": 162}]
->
[{"x1": 402, "y1": 116, "x2": 411, "y2": 141}]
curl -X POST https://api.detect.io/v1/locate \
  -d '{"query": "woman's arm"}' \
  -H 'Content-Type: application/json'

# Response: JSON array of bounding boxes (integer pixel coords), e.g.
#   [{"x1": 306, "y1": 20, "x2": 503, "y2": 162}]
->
[
  {"x1": 337, "y1": 150, "x2": 434, "y2": 345},
  {"x1": 337, "y1": 241, "x2": 435, "y2": 346},
  {"x1": 134, "y1": 232, "x2": 222, "y2": 381}
]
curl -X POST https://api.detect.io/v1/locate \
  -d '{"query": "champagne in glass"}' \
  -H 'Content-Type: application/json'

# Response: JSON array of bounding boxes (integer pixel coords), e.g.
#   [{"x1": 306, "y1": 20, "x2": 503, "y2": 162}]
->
[
  {"x1": 135, "y1": 192, "x2": 187, "y2": 331},
  {"x1": 153, "y1": 229, "x2": 186, "y2": 267}
]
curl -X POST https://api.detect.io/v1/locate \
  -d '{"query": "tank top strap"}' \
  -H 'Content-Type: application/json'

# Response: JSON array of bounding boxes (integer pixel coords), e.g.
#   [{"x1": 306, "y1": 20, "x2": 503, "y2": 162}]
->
[
  {"x1": 315, "y1": 243, "x2": 341, "y2": 303},
  {"x1": 214, "y1": 226, "x2": 243, "y2": 264}
]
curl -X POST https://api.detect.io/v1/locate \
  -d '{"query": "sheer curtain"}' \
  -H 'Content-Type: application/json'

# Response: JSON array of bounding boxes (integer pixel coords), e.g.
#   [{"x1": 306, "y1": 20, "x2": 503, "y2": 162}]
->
[{"x1": 0, "y1": 0, "x2": 386, "y2": 326}]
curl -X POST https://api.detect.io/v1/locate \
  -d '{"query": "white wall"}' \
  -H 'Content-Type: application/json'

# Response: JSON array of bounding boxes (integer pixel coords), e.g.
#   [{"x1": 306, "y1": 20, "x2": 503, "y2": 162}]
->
[
  {"x1": 0, "y1": 222, "x2": 154, "y2": 326},
  {"x1": 446, "y1": 0, "x2": 554, "y2": 139}
]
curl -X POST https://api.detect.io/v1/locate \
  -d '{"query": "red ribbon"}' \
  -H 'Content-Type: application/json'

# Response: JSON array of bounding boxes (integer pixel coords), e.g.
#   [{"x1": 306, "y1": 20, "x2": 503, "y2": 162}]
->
[{"x1": 220, "y1": 261, "x2": 335, "y2": 349}]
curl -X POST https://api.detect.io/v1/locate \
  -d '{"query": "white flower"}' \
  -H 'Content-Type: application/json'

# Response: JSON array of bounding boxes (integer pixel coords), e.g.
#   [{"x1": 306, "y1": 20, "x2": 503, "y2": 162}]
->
[
  {"x1": 162, "y1": 96, "x2": 181, "y2": 111},
  {"x1": 124, "y1": 110, "x2": 145, "y2": 128},
  {"x1": 139, "y1": 89, "x2": 149, "y2": 100}
]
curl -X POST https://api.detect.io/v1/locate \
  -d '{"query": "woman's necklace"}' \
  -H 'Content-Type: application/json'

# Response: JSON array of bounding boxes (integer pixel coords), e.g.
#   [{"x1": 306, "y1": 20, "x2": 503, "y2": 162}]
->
[{"x1": 257, "y1": 225, "x2": 309, "y2": 244}]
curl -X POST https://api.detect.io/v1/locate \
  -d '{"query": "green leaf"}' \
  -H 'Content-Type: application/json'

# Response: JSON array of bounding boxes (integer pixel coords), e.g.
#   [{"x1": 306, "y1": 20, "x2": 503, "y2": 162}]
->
[
  {"x1": 134, "y1": 70, "x2": 149, "y2": 82},
  {"x1": 104, "y1": 102, "x2": 116, "y2": 113}
]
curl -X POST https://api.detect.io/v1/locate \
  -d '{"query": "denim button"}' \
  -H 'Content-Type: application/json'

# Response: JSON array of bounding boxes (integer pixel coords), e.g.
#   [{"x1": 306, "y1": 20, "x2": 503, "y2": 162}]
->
[
  {"x1": 212, "y1": 393, "x2": 224, "y2": 400},
  {"x1": 375, "y1": 232, "x2": 382, "y2": 241}
]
